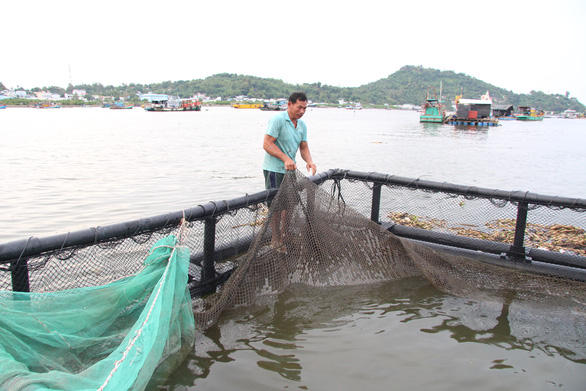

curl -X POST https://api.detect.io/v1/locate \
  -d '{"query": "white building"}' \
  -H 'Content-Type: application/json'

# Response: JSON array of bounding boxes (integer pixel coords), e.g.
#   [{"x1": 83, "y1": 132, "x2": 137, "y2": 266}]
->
[{"x1": 72, "y1": 89, "x2": 86, "y2": 98}]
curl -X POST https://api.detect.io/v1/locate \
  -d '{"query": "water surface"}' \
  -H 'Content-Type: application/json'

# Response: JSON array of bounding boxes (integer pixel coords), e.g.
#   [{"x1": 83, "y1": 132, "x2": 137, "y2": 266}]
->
[
  {"x1": 2, "y1": 107, "x2": 585, "y2": 242},
  {"x1": 166, "y1": 279, "x2": 586, "y2": 390}
]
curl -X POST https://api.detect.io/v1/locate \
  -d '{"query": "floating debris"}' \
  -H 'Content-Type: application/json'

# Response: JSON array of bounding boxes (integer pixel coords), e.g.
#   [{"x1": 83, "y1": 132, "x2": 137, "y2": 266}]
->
[
  {"x1": 388, "y1": 212, "x2": 586, "y2": 256},
  {"x1": 388, "y1": 212, "x2": 447, "y2": 230}
]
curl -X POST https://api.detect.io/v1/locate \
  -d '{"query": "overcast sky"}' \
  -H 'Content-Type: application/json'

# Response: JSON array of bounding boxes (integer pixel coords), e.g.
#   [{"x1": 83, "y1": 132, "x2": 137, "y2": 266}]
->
[{"x1": 3, "y1": 0, "x2": 585, "y2": 103}]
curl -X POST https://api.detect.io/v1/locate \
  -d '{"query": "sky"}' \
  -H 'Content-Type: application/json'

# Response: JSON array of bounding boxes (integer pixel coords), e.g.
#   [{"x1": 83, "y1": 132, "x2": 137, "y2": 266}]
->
[{"x1": 3, "y1": 0, "x2": 586, "y2": 103}]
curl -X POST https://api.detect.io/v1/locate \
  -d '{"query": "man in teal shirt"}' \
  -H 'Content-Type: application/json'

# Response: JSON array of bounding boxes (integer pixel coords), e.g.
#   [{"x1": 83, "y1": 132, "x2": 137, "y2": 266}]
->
[
  {"x1": 263, "y1": 92, "x2": 317, "y2": 189},
  {"x1": 262, "y1": 92, "x2": 317, "y2": 251}
]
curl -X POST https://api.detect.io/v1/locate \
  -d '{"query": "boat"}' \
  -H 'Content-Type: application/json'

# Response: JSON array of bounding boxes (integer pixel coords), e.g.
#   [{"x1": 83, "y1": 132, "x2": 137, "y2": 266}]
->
[
  {"x1": 260, "y1": 99, "x2": 287, "y2": 111},
  {"x1": 419, "y1": 87, "x2": 445, "y2": 123},
  {"x1": 110, "y1": 102, "x2": 133, "y2": 110},
  {"x1": 35, "y1": 102, "x2": 61, "y2": 109},
  {"x1": 0, "y1": 105, "x2": 6, "y2": 109},
  {"x1": 233, "y1": 103, "x2": 262, "y2": 109},
  {"x1": 444, "y1": 91, "x2": 499, "y2": 126},
  {"x1": 516, "y1": 106, "x2": 544, "y2": 121},
  {"x1": 142, "y1": 95, "x2": 201, "y2": 112},
  {"x1": 346, "y1": 103, "x2": 363, "y2": 110}
]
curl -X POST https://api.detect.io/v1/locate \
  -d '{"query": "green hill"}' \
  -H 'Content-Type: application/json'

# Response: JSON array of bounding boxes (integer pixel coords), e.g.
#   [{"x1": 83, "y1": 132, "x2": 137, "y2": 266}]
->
[
  {"x1": 4, "y1": 66, "x2": 583, "y2": 113},
  {"x1": 127, "y1": 66, "x2": 586, "y2": 113},
  {"x1": 355, "y1": 66, "x2": 584, "y2": 112}
]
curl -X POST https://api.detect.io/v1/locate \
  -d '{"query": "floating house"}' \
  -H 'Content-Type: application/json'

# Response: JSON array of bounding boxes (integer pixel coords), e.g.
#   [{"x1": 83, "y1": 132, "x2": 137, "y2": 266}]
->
[
  {"x1": 492, "y1": 104, "x2": 514, "y2": 118},
  {"x1": 444, "y1": 91, "x2": 499, "y2": 126}
]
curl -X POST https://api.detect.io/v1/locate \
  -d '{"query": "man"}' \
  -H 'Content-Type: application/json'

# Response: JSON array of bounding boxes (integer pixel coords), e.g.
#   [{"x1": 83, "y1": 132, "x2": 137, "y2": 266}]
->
[
  {"x1": 262, "y1": 92, "x2": 317, "y2": 250},
  {"x1": 262, "y1": 92, "x2": 317, "y2": 189}
]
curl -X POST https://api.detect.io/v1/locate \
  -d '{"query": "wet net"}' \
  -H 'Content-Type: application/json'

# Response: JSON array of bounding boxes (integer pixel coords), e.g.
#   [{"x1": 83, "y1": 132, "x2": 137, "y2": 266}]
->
[
  {"x1": 0, "y1": 235, "x2": 195, "y2": 391},
  {"x1": 191, "y1": 170, "x2": 586, "y2": 329}
]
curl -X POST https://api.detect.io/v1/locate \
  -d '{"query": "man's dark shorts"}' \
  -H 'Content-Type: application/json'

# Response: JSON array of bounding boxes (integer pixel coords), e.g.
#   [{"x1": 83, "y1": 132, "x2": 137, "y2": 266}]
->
[
  {"x1": 264, "y1": 170, "x2": 286, "y2": 209},
  {"x1": 264, "y1": 170, "x2": 285, "y2": 190}
]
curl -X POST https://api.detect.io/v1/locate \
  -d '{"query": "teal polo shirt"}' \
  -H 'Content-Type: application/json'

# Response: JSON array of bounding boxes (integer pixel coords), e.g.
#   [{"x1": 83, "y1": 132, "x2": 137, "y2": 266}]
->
[{"x1": 263, "y1": 111, "x2": 307, "y2": 173}]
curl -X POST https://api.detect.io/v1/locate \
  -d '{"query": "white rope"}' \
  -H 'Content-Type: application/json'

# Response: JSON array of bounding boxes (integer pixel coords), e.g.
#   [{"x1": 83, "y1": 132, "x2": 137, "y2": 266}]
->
[{"x1": 178, "y1": 213, "x2": 188, "y2": 246}]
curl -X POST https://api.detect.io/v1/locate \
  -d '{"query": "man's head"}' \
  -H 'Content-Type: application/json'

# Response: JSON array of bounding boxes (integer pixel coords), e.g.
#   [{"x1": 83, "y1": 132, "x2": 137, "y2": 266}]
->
[{"x1": 287, "y1": 92, "x2": 308, "y2": 121}]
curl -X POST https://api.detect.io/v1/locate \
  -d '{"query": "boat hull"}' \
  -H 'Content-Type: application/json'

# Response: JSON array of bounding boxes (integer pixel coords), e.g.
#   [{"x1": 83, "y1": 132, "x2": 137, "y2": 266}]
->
[
  {"x1": 233, "y1": 104, "x2": 262, "y2": 109},
  {"x1": 516, "y1": 116, "x2": 543, "y2": 121},
  {"x1": 420, "y1": 115, "x2": 444, "y2": 123},
  {"x1": 145, "y1": 107, "x2": 201, "y2": 112},
  {"x1": 260, "y1": 107, "x2": 286, "y2": 111}
]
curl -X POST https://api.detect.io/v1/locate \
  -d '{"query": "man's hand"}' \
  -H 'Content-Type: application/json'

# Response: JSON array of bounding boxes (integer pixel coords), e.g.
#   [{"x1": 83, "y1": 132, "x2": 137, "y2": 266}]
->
[
  {"x1": 284, "y1": 157, "x2": 297, "y2": 171},
  {"x1": 306, "y1": 162, "x2": 317, "y2": 176}
]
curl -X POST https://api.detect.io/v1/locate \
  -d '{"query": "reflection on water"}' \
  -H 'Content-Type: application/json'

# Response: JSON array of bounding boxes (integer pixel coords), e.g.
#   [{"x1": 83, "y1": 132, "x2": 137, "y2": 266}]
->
[{"x1": 161, "y1": 278, "x2": 586, "y2": 390}]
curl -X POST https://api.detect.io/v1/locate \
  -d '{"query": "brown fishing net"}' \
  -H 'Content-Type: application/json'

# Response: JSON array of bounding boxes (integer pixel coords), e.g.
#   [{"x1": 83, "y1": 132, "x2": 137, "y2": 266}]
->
[{"x1": 192, "y1": 170, "x2": 586, "y2": 330}]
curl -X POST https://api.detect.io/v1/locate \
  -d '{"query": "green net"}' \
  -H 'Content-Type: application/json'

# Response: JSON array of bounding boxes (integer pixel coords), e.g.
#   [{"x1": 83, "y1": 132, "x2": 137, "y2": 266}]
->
[{"x1": 0, "y1": 234, "x2": 195, "y2": 391}]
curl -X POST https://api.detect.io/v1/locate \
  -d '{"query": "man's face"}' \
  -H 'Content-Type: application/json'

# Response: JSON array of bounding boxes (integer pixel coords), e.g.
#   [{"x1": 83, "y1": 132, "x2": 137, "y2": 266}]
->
[{"x1": 288, "y1": 100, "x2": 307, "y2": 120}]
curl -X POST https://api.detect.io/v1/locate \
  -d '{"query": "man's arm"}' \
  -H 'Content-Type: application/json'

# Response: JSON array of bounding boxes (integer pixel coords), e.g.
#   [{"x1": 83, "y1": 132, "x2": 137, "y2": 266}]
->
[
  {"x1": 263, "y1": 134, "x2": 297, "y2": 170},
  {"x1": 299, "y1": 141, "x2": 317, "y2": 175}
]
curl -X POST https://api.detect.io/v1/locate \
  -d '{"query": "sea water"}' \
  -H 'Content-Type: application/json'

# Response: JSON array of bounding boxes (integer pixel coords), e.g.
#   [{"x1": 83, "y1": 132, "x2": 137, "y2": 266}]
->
[
  {"x1": 167, "y1": 280, "x2": 586, "y2": 390},
  {"x1": 1, "y1": 107, "x2": 585, "y2": 242},
  {"x1": 1, "y1": 106, "x2": 585, "y2": 389}
]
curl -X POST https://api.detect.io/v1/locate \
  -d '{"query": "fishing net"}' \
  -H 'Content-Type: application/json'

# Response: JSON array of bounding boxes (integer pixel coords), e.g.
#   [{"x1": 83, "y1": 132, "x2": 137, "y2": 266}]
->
[
  {"x1": 0, "y1": 234, "x2": 195, "y2": 391},
  {"x1": 192, "y1": 170, "x2": 586, "y2": 329},
  {"x1": 1, "y1": 169, "x2": 585, "y2": 390}
]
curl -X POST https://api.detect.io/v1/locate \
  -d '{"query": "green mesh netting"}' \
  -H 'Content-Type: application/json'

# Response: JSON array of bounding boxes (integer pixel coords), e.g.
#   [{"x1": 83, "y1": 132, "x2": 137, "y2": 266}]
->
[{"x1": 0, "y1": 235, "x2": 195, "y2": 391}]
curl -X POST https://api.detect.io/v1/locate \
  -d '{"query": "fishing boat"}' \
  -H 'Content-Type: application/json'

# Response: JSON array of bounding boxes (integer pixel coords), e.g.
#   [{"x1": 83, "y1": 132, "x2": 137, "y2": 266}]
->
[
  {"x1": 142, "y1": 95, "x2": 201, "y2": 112},
  {"x1": 0, "y1": 105, "x2": 6, "y2": 109},
  {"x1": 233, "y1": 103, "x2": 262, "y2": 109},
  {"x1": 109, "y1": 102, "x2": 133, "y2": 110},
  {"x1": 346, "y1": 103, "x2": 363, "y2": 110},
  {"x1": 35, "y1": 102, "x2": 61, "y2": 109},
  {"x1": 260, "y1": 99, "x2": 287, "y2": 111},
  {"x1": 516, "y1": 106, "x2": 544, "y2": 121},
  {"x1": 419, "y1": 87, "x2": 445, "y2": 123}
]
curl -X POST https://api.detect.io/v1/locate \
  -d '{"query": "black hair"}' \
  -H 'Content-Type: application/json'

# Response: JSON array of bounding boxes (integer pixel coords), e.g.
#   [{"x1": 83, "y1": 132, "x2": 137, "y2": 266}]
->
[{"x1": 288, "y1": 92, "x2": 307, "y2": 103}]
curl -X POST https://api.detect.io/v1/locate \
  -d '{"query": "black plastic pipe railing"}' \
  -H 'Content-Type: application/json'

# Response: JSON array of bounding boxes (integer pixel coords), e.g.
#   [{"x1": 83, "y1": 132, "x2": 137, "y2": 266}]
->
[
  {"x1": 0, "y1": 169, "x2": 337, "y2": 264},
  {"x1": 335, "y1": 169, "x2": 586, "y2": 209},
  {"x1": 338, "y1": 170, "x2": 586, "y2": 271},
  {"x1": 2, "y1": 168, "x2": 585, "y2": 292},
  {"x1": 0, "y1": 170, "x2": 337, "y2": 292}
]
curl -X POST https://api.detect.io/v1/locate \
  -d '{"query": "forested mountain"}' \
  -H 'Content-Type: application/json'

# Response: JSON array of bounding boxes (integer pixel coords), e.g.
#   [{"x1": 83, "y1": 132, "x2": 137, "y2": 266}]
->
[
  {"x1": 361, "y1": 66, "x2": 584, "y2": 112},
  {"x1": 4, "y1": 66, "x2": 584, "y2": 113}
]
